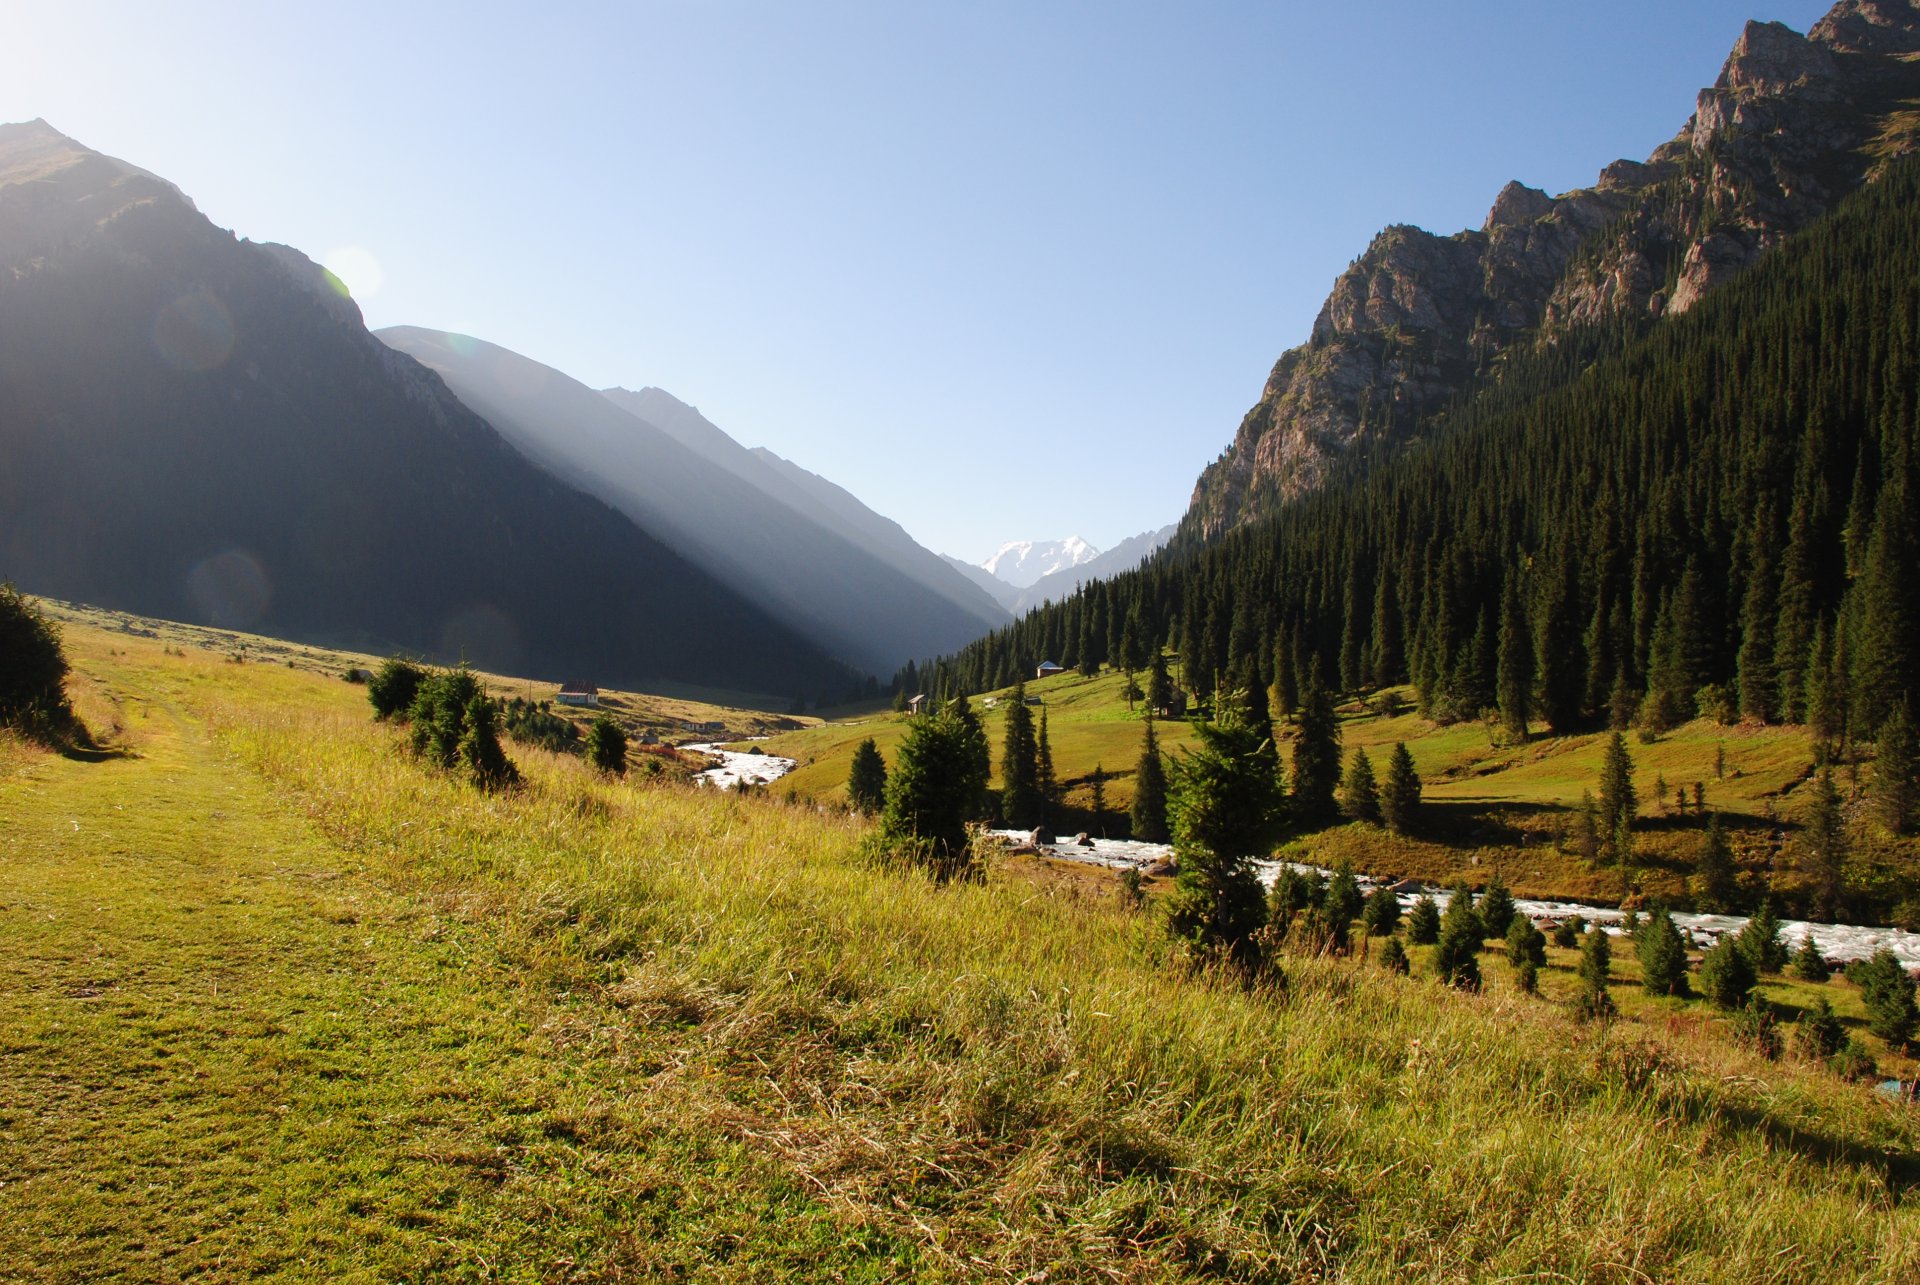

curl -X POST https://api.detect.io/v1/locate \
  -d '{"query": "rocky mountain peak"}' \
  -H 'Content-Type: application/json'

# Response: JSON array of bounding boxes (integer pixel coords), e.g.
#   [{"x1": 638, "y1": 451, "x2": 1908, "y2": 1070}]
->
[
  {"x1": 1809, "y1": 0, "x2": 1920, "y2": 54},
  {"x1": 1181, "y1": 5, "x2": 1920, "y2": 542}
]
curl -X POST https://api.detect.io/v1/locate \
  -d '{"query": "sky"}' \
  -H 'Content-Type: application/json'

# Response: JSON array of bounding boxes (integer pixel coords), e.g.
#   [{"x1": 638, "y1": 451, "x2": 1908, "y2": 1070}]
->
[{"x1": 6, "y1": 0, "x2": 1837, "y2": 563}]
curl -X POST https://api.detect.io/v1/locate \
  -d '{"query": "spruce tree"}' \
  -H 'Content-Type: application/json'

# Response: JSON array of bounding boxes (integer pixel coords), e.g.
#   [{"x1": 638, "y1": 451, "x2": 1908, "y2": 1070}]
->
[
  {"x1": 1873, "y1": 699, "x2": 1918, "y2": 835},
  {"x1": 1147, "y1": 649, "x2": 1173, "y2": 712},
  {"x1": 1535, "y1": 544, "x2": 1587, "y2": 734},
  {"x1": 1434, "y1": 884, "x2": 1483, "y2": 989},
  {"x1": 1379, "y1": 936, "x2": 1411, "y2": 975},
  {"x1": 847, "y1": 737, "x2": 888, "y2": 815},
  {"x1": 1791, "y1": 933, "x2": 1830, "y2": 982},
  {"x1": 1804, "y1": 620, "x2": 1844, "y2": 749},
  {"x1": 1735, "y1": 899, "x2": 1790, "y2": 974},
  {"x1": 1854, "y1": 949, "x2": 1918, "y2": 1046},
  {"x1": 1848, "y1": 478, "x2": 1920, "y2": 737},
  {"x1": 881, "y1": 702, "x2": 992, "y2": 878},
  {"x1": 1506, "y1": 915, "x2": 1548, "y2": 968},
  {"x1": 1497, "y1": 573, "x2": 1532, "y2": 740},
  {"x1": 1478, "y1": 875, "x2": 1516, "y2": 939},
  {"x1": 1693, "y1": 813, "x2": 1740, "y2": 914},
  {"x1": 1000, "y1": 680, "x2": 1042, "y2": 827},
  {"x1": 1035, "y1": 708, "x2": 1060, "y2": 821},
  {"x1": 1131, "y1": 718, "x2": 1170, "y2": 843},
  {"x1": 1291, "y1": 659, "x2": 1342, "y2": 825},
  {"x1": 1698, "y1": 935, "x2": 1755, "y2": 1009},
  {"x1": 1089, "y1": 763, "x2": 1108, "y2": 836},
  {"x1": 367, "y1": 655, "x2": 425, "y2": 720},
  {"x1": 1800, "y1": 767, "x2": 1849, "y2": 921},
  {"x1": 1597, "y1": 732, "x2": 1637, "y2": 871},
  {"x1": 1637, "y1": 904, "x2": 1691, "y2": 997},
  {"x1": 458, "y1": 694, "x2": 519, "y2": 791},
  {"x1": 1575, "y1": 925, "x2": 1617, "y2": 1020},
  {"x1": 1362, "y1": 885, "x2": 1401, "y2": 937},
  {"x1": 1382, "y1": 742, "x2": 1422, "y2": 836},
  {"x1": 584, "y1": 713, "x2": 628, "y2": 776},
  {"x1": 1406, "y1": 894, "x2": 1441, "y2": 945},
  {"x1": 1323, "y1": 861, "x2": 1364, "y2": 954},
  {"x1": 1163, "y1": 705, "x2": 1286, "y2": 967},
  {"x1": 1340, "y1": 747, "x2": 1381, "y2": 823},
  {"x1": 1794, "y1": 998, "x2": 1845, "y2": 1061}
]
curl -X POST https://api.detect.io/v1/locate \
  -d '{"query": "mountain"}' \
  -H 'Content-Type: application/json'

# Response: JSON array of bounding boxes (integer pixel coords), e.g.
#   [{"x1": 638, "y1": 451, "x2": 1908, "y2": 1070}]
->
[
  {"x1": 981, "y1": 537, "x2": 1099, "y2": 588},
  {"x1": 377, "y1": 330, "x2": 1006, "y2": 675},
  {"x1": 939, "y1": 555, "x2": 1024, "y2": 612},
  {"x1": 1008, "y1": 525, "x2": 1176, "y2": 615},
  {"x1": 598, "y1": 386, "x2": 1008, "y2": 628},
  {"x1": 0, "y1": 119, "x2": 858, "y2": 698},
  {"x1": 1186, "y1": 0, "x2": 1920, "y2": 541}
]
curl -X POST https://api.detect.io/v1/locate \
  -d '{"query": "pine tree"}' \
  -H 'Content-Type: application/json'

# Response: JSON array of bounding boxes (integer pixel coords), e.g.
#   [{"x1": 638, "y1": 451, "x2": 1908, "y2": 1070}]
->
[
  {"x1": 1698, "y1": 935, "x2": 1755, "y2": 1009},
  {"x1": 1405, "y1": 894, "x2": 1441, "y2": 944},
  {"x1": 1164, "y1": 705, "x2": 1286, "y2": 967},
  {"x1": 367, "y1": 655, "x2": 425, "y2": 720},
  {"x1": 458, "y1": 694, "x2": 518, "y2": 792},
  {"x1": 1848, "y1": 477, "x2": 1920, "y2": 737},
  {"x1": 881, "y1": 701, "x2": 992, "y2": 878},
  {"x1": 1637, "y1": 905, "x2": 1691, "y2": 997},
  {"x1": 1853, "y1": 949, "x2": 1918, "y2": 1046},
  {"x1": 1497, "y1": 573, "x2": 1532, "y2": 740},
  {"x1": 1800, "y1": 767, "x2": 1849, "y2": 921},
  {"x1": 1597, "y1": 732, "x2": 1637, "y2": 871},
  {"x1": 1791, "y1": 933, "x2": 1830, "y2": 982},
  {"x1": 1000, "y1": 680, "x2": 1042, "y2": 827},
  {"x1": 1340, "y1": 747, "x2": 1381, "y2": 823},
  {"x1": 584, "y1": 713, "x2": 627, "y2": 776},
  {"x1": 1535, "y1": 544, "x2": 1587, "y2": 734},
  {"x1": 1693, "y1": 813, "x2": 1740, "y2": 914},
  {"x1": 1291, "y1": 659, "x2": 1342, "y2": 825},
  {"x1": 1362, "y1": 885, "x2": 1402, "y2": 937},
  {"x1": 1873, "y1": 699, "x2": 1918, "y2": 835},
  {"x1": 1379, "y1": 936, "x2": 1411, "y2": 975},
  {"x1": 1370, "y1": 565, "x2": 1402, "y2": 688},
  {"x1": 1381, "y1": 742, "x2": 1422, "y2": 836},
  {"x1": 847, "y1": 737, "x2": 888, "y2": 815},
  {"x1": 1035, "y1": 708, "x2": 1060, "y2": 821},
  {"x1": 1146, "y1": 649, "x2": 1173, "y2": 712},
  {"x1": 1130, "y1": 718, "x2": 1170, "y2": 843},
  {"x1": 1434, "y1": 883, "x2": 1484, "y2": 989},
  {"x1": 1506, "y1": 915, "x2": 1548, "y2": 968},
  {"x1": 1573, "y1": 790, "x2": 1601, "y2": 863},
  {"x1": 1804, "y1": 620, "x2": 1845, "y2": 749},
  {"x1": 1478, "y1": 875, "x2": 1515, "y2": 938},
  {"x1": 1575, "y1": 925, "x2": 1617, "y2": 1020},
  {"x1": 1323, "y1": 861, "x2": 1364, "y2": 954},
  {"x1": 1735, "y1": 899, "x2": 1790, "y2": 974},
  {"x1": 1737, "y1": 509, "x2": 1781, "y2": 722}
]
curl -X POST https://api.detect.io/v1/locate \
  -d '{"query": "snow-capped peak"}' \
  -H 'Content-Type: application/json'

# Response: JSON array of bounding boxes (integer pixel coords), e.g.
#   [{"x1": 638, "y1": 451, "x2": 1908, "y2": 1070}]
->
[{"x1": 980, "y1": 536, "x2": 1100, "y2": 588}]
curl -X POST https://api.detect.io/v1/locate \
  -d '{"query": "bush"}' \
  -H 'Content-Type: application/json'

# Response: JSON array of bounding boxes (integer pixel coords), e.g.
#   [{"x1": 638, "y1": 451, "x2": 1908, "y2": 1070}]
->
[
  {"x1": 584, "y1": 714, "x2": 628, "y2": 775},
  {"x1": 1698, "y1": 936, "x2": 1755, "y2": 1009},
  {"x1": 1829, "y1": 1039, "x2": 1878, "y2": 1082},
  {"x1": 502, "y1": 698, "x2": 580, "y2": 752},
  {"x1": 1378, "y1": 937, "x2": 1410, "y2": 975},
  {"x1": 367, "y1": 656, "x2": 426, "y2": 720},
  {"x1": 0, "y1": 584, "x2": 80, "y2": 744},
  {"x1": 1552, "y1": 916, "x2": 1585, "y2": 949},
  {"x1": 405, "y1": 667, "x2": 518, "y2": 791},
  {"x1": 1794, "y1": 998, "x2": 1846, "y2": 1062}
]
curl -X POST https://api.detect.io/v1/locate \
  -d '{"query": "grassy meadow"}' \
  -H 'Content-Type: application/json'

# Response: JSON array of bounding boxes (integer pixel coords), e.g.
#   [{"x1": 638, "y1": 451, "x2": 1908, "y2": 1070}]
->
[
  {"x1": 3, "y1": 613, "x2": 1920, "y2": 1281},
  {"x1": 763, "y1": 664, "x2": 1915, "y2": 913}
]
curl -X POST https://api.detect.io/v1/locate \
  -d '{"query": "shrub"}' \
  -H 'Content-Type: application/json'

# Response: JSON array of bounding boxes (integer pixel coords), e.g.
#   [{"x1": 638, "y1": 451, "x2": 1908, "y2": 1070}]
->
[
  {"x1": 405, "y1": 667, "x2": 519, "y2": 790},
  {"x1": 1405, "y1": 895, "x2": 1441, "y2": 945},
  {"x1": 1793, "y1": 998, "x2": 1846, "y2": 1062},
  {"x1": 1551, "y1": 917, "x2": 1584, "y2": 949},
  {"x1": 367, "y1": 656, "x2": 426, "y2": 720},
  {"x1": 1378, "y1": 937, "x2": 1410, "y2": 975},
  {"x1": 584, "y1": 714, "x2": 628, "y2": 775},
  {"x1": 1698, "y1": 935, "x2": 1755, "y2": 1009},
  {"x1": 1729, "y1": 996, "x2": 1782, "y2": 1060},
  {"x1": 0, "y1": 584, "x2": 80, "y2": 745},
  {"x1": 1515, "y1": 960, "x2": 1540, "y2": 995},
  {"x1": 1829, "y1": 1039, "x2": 1878, "y2": 1082}
]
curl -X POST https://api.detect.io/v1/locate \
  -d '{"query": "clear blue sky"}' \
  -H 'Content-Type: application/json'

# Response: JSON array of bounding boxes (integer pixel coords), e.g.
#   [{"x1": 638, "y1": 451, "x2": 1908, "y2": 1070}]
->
[{"x1": 7, "y1": 0, "x2": 1834, "y2": 562}]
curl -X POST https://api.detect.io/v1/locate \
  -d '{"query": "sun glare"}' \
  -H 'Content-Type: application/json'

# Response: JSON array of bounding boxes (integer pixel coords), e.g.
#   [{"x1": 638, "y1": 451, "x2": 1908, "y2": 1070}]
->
[{"x1": 322, "y1": 245, "x2": 385, "y2": 299}]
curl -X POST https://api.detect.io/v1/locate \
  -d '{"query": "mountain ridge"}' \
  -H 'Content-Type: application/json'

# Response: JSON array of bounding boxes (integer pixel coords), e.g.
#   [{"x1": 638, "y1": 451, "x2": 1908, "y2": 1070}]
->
[{"x1": 1184, "y1": 0, "x2": 1920, "y2": 541}]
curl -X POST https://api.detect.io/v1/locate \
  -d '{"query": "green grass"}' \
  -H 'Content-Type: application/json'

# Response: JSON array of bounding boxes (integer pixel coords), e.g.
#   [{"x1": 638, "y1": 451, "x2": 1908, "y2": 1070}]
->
[
  {"x1": 769, "y1": 670, "x2": 1916, "y2": 913},
  {"x1": 4, "y1": 620, "x2": 1920, "y2": 1280}
]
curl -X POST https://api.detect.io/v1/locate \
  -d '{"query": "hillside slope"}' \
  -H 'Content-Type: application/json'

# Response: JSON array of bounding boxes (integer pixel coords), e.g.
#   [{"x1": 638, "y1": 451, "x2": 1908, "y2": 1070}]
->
[
  {"x1": 0, "y1": 120, "x2": 856, "y2": 698},
  {"x1": 377, "y1": 328, "x2": 1005, "y2": 675}
]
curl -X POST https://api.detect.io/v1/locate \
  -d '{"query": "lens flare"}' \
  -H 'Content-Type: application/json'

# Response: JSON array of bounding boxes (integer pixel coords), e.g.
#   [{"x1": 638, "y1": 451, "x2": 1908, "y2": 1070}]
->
[
  {"x1": 186, "y1": 549, "x2": 272, "y2": 628},
  {"x1": 322, "y1": 246, "x2": 385, "y2": 300}
]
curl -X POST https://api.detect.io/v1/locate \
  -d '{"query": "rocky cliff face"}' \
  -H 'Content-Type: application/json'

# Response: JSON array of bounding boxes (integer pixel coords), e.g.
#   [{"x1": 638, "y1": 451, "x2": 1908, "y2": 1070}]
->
[{"x1": 1186, "y1": 0, "x2": 1920, "y2": 540}]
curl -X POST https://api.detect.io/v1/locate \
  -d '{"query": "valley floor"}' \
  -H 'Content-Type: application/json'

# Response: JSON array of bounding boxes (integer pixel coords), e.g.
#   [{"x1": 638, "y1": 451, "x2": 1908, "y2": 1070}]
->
[{"x1": 4, "y1": 624, "x2": 1920, "y2": 1281}]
